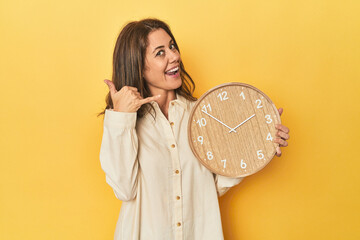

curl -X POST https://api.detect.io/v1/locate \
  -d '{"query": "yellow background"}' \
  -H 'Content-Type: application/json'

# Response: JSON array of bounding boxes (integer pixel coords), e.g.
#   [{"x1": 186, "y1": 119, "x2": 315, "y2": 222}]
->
[{"x1": 1, "y1": 0, "x2": 359, "y2": 239}]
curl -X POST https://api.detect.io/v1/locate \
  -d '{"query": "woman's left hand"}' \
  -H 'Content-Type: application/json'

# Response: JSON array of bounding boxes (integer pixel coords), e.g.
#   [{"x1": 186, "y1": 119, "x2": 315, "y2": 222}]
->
[{"x1": 274, "y1": 108, "x2": 290, "y2": 157}]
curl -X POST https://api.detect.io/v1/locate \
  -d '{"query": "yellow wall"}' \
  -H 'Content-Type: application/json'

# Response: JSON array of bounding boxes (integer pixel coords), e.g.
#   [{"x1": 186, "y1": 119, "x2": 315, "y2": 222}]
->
[{"x1": 1, "y1": 0, "x2": 359, "y2": 239}]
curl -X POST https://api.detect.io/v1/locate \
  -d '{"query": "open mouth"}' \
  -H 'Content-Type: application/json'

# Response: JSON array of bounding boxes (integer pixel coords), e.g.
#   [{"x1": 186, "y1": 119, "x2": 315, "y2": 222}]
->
[{"x1": 165, "y1": 66, "x2": 179, "y2": 76}]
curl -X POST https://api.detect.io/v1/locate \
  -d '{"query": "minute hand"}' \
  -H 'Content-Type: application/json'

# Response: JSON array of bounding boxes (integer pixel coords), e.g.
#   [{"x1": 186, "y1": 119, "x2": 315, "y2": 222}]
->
[
  {"x1": 229, "y1": 114, "x2": 256, "y2": 133},
  {"x1": 201, "y1": 110, "x2": 236, "y2": 133}
]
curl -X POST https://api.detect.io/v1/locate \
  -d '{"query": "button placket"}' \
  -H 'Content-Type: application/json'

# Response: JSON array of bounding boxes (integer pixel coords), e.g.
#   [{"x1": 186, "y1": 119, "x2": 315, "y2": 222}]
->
[
  {"x1": 168, "y1": 102, "x2": 176, "y2": 135},
  {"x1": 168, "y1": 103, "x2": 183, "y2": 240}
]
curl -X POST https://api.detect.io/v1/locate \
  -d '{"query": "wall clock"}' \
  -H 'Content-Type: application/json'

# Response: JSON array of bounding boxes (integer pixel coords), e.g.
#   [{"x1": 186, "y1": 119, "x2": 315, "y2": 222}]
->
[{"x1": 188, "y1": 82, "x2": 281, "y2": 178}]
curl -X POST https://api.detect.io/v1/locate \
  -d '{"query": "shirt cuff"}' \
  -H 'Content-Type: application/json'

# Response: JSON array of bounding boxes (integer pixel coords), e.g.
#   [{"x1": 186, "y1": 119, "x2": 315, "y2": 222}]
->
[
  {"x1": 217, "y1": 175, "x2": 244, "y2": 187},
  {"x1": 104, "y1": 109, "x2": 137, "y2": 129}
]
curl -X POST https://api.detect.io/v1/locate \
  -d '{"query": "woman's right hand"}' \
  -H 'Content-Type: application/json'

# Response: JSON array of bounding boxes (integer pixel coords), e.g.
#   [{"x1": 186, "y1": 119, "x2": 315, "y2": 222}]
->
[{"x1": 104, "y1": 79, "x2": 160, "y2": 112}]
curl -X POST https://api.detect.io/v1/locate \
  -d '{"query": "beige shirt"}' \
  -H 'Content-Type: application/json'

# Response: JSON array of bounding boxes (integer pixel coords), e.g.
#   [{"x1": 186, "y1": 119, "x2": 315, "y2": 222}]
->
[{"x1": 99, "y1": 94, "x2": 244, "y2": 240}]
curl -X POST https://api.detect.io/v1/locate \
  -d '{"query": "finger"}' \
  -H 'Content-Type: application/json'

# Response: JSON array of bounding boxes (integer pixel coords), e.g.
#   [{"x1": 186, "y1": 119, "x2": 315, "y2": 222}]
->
[
  {"x1": 128, "y1": 90, "x2": 141, "y2": 98},
  {"x1": 138, "y1": 95, "x2": 161, "y2": 105},
  {"x1": 276, "y1": 146, "x2": 282, "y2": 157},
  {"x1": 274, "y1": 137, "x2": 288, "y2": 147},
  {"x1": 278, "y1": 108, "x2": 283, "y2": 116},
  {"x1": 275, "y1": 124, "x2": 290, "y2": 134},
  {"x1": 104, "y1": 79, "x2": 117, "y2": 96},
  {"x1": 123, "y1": 86, "x2": 139, "y2": 92},
  {"x1": 276, "y1": 130, "x2": 290, "y2": 140}
]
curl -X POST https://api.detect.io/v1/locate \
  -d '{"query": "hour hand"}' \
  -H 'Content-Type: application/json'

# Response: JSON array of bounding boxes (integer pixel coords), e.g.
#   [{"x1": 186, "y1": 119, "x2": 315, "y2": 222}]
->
[{"x1": 201, "y1": 110, "x2": 236, "y2": 133}]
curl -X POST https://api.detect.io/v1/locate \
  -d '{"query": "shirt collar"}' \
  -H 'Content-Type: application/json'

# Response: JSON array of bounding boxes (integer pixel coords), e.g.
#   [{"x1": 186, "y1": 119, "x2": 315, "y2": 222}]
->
[{"x1": 172, "y1": 93, "x2": 188, "y2": 110}]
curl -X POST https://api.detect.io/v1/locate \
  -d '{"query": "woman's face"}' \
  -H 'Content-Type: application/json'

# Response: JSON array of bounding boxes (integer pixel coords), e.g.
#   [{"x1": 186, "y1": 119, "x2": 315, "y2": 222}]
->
[{"x1": 143, "y1": 28, "x2": 182, "y2": 96}]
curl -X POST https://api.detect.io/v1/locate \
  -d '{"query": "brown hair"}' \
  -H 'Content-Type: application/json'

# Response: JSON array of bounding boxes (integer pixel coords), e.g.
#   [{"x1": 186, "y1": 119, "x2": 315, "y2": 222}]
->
[{"x1": 97, "y1": 18, "x2": 196, "y2": 118}]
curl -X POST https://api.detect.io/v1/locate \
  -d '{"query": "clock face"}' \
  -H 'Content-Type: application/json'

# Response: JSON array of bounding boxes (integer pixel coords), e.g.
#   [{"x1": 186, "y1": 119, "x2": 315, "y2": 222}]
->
[{"x1": 188, "y1": 82, "x2": 281, "y2": 177}]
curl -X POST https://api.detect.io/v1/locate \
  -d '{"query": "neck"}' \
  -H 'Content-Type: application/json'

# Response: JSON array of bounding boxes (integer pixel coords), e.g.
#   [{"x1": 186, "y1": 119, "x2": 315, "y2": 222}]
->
[{"x1": 152, "y1": 90, "x2": 176, "y2": 119}]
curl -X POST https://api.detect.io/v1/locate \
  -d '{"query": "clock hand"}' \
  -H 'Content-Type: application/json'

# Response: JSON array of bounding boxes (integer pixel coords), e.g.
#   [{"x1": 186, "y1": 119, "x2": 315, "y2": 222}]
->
[
  {"x1": 201, "y1": 110, "x2": 236, "y2": 133},
  {"x1": 229, "y1": 114, "x2": 256, "y2": 133}
]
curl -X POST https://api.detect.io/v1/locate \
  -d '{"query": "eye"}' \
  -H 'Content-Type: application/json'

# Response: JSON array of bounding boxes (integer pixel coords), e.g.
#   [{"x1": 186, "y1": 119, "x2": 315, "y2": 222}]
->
[
  {"x1": 170, "y1": 43, "x2": 176, "y2": 50},
  {"x1": 156, "y1": 50, "x2": 165, "y2": 57}
]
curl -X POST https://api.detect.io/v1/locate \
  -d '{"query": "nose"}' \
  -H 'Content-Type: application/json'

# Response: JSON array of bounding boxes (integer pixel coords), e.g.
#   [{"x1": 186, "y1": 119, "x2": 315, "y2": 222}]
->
[{"x1": 168, "y1": 49, "x2": 180, "y2": 63}]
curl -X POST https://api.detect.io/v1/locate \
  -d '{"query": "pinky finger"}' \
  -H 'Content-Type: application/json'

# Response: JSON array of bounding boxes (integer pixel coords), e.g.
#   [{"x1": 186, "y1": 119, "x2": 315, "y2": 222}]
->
[
  {"x1": 138, "y1": 94, "x2": 161, "y2": 105},
  {"x1": 276, "y1": 146, "x2": 282, "y2": 157}
]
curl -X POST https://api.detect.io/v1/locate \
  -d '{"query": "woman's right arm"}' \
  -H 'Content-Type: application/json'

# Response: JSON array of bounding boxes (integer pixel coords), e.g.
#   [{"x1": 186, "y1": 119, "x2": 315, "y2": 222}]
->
[
  {"x1": 99, "y1": 80, "x2": 160, "y2": 201},
  {"x1": 99, "y1": 109, "x2": 139, "y2": 201}
]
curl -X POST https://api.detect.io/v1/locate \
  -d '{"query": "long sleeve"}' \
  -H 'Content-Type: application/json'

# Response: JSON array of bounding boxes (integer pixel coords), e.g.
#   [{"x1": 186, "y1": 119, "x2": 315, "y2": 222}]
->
[
  {"x1": 99, "y1": 109, "x2": 139, "y2": 201},
  {"x1": 103, "y1": 95, "x2": 239, "y2": 240},
  {"x1": 213, "y1": 174, "x2": 245, "y2": 197}
]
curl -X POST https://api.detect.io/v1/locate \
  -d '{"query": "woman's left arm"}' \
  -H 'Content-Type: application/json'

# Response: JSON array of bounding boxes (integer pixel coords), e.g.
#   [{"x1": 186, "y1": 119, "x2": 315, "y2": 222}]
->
[
  {"x1": 213, "y1": 174, "x2": 244, "y2": 197},
  {"x1": 274, "y1": 108, "x2": 290, "y2": 157}
]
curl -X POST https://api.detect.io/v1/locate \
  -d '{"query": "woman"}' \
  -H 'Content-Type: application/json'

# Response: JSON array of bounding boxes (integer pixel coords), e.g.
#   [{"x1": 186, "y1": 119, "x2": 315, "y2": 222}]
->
[{"x1": 99, "y1": 18, "x2": 290, "y2": 240}]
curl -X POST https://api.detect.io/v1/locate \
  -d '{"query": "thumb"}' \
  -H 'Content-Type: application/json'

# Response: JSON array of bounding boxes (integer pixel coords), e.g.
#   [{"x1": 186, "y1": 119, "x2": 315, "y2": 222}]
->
[
  {"x1": 139, "y1": 94, "x2": 161, "y2": 105},
  {"x1": 104, "y1": 79, "x2": 117, "y2": 97},
  {"x1": 278, "y1": 107, "x2": 283, "y2": 116}
]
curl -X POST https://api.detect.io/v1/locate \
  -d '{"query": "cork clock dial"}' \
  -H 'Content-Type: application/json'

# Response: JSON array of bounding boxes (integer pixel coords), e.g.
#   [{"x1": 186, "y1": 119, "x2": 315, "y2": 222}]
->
[{"x1": 188, "y1": 82, "x2": 281, "y2": 178}]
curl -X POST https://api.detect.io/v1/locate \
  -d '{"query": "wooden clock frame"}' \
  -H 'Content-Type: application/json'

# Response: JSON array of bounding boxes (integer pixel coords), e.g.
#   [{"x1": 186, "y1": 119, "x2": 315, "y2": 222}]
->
[{"x1": 188, "y1": 82, "x2": 281, "y2": 178}]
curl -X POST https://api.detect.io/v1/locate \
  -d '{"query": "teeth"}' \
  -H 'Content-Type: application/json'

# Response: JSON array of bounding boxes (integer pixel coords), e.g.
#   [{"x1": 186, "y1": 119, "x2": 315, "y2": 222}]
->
[{"x1": 167, "y1": 67, "x2": 179, "y2": 73}]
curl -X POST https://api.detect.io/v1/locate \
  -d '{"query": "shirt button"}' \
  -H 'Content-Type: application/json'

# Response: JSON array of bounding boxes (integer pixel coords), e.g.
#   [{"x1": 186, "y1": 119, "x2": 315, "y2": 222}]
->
[
  {"x1": 171, "y1": 144, "x2": 175, "y2": 148},
  {"x1": 177, "y1": 222, "x2": 181, "y2": 227},
  {"x1": 176, "y1": 196, "x2": 181, "y2": 200},
  {"x1": 170, "y1": 122, "x2": 174, "y2": 126},
  {"x1": 171, "y1": 102, "x2": 175, "y2": 106},
  {"x1": 175, "y1": 170, "x2": 179, "y2": 174}
]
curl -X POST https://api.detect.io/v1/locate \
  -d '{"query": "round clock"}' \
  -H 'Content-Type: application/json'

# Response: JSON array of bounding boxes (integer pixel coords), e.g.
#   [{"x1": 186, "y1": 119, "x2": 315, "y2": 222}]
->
[{"x1": 188, "y1": 82, "x2": 281, "y2": 178}]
